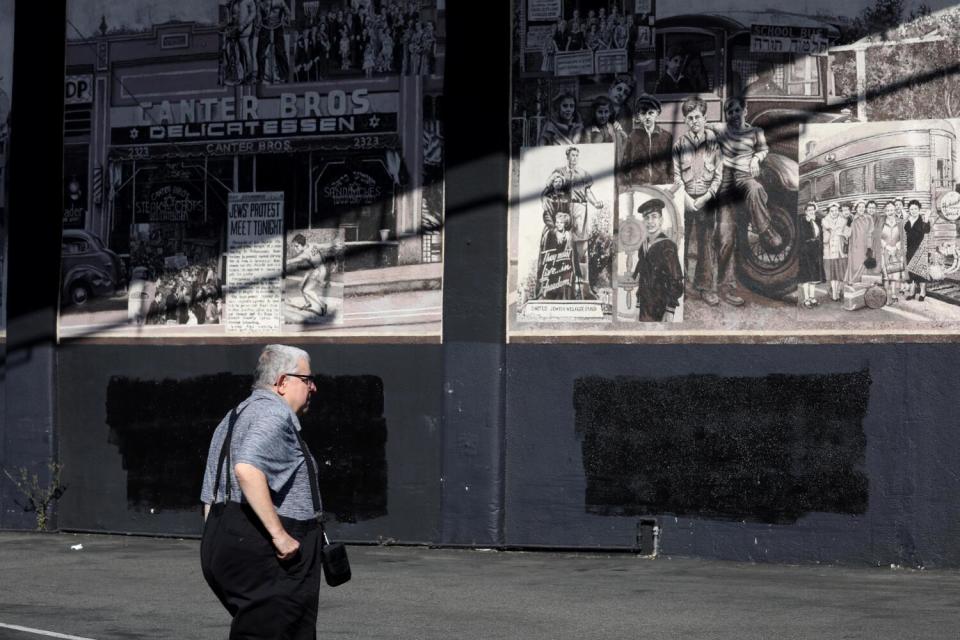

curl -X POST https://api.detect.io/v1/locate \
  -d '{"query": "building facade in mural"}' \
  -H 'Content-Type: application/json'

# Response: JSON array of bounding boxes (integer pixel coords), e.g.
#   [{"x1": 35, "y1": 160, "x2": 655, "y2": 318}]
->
[
  {"x1": 508, "y1": 0, "x2": 960, "y2": 339},
  {"x1": 58, "y1": 0, "x2": 445, "y2": 338}
]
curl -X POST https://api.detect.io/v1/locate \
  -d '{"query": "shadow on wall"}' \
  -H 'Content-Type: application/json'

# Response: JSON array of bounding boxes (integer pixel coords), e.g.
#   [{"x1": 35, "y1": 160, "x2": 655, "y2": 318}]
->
[
  {"x1": 105, "y1": 373, "x2": 387, "y2": 523},
  {"x1": 574, "y1": 371, "x2": 870, "y2": 525}
]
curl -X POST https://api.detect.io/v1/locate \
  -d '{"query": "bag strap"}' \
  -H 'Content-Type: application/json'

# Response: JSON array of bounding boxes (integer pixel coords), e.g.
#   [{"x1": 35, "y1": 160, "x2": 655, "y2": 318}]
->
[
  {"x1": 212, "y1": 407, "x2": 244, "y2": 503},
  {"x1": 293, "y1": 426, "x2": 322, "y2": 515}
]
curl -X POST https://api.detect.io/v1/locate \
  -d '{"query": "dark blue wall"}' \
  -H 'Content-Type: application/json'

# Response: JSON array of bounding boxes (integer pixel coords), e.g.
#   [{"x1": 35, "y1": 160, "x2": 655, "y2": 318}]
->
[
  {"x1": 4, "y1": 1, "x2": 960, "y2": 568},
  {"x1": 505, "y1": 344, "x2": 960, "y2": 568}
]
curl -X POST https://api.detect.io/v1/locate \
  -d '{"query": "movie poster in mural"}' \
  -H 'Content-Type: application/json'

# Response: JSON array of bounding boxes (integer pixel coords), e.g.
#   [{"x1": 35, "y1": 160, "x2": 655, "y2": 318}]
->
[
  {"x1": 57, "y1": 0, "x2": 445, "y2": 339},
  {"x1": 516, "y1": 143, "x2": 615, "y2": 324},
  {"x1": 509, "y1": 0, "x2": 960, "y2": 340}
]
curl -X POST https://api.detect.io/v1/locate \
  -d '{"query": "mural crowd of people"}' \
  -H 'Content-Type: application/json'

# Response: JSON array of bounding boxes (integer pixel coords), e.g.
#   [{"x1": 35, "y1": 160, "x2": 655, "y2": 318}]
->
[{"x1": 221, "y1": 0, "x2": 439, "y2": 84}]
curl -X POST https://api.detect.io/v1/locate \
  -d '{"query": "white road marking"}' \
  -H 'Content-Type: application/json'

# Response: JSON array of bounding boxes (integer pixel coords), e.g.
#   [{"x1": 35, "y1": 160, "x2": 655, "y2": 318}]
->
[{"x1": 0, "y1": 623, "x2": 96, "y2": 640}]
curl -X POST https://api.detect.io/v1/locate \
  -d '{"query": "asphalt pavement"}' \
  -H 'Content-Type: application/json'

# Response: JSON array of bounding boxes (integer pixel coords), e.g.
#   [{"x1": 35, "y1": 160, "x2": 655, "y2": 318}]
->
[{"x1": 0, "y1": 532, "x2": 958, "y2": 640}]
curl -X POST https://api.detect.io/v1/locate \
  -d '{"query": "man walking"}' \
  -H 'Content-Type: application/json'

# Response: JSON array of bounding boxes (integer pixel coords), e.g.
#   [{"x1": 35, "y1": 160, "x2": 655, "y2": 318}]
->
[{"x1": 201, "y1": 344, "x2": 324, "y2": 639}]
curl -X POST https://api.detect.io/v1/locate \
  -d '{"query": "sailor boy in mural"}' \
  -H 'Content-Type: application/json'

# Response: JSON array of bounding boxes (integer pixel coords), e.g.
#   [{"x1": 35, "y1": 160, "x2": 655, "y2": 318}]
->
[
  {"x1": 615, "y1": 187, "x2": 684, "y2": 323},
  {"x1": 517, "y1": 143, "x2": 615, "y2": 323}
]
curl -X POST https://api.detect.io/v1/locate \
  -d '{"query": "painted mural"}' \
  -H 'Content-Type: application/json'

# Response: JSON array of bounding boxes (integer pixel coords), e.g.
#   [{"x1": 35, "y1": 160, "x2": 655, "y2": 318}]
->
[
  {"x1": 57, "y1": 0, "x2": 445, "y2": 339},
  {"x1": 508, "y1": 0, "x2": 960, "y2": 340}
]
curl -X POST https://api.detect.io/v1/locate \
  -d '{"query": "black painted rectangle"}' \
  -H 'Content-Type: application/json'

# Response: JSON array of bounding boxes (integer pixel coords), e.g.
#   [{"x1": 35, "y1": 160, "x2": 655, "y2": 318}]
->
[
  {"x1": 105, "y1": 373, "x2": 387, "y2": 522},
  {"x1": 574, "y1": 372, "x2": 870, "y2": 524}
]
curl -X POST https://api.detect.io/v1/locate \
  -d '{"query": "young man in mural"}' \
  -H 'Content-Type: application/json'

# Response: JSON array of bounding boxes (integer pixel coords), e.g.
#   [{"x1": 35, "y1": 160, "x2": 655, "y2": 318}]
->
[
  {"x1": 547, "y1": 147, "x2": 605, "y2": 299},
  {"x1": 286, "y1": 233, "x2": 332, "y2": 317},
  {"x1": 707, "y1": 96, "x2": 779, "y2": 307},
  {"x1": 201, "y1": 344, "x2": 324, "y2": 639},
  {"x1": 632, "y1": 198, "x2": 684, "y2": 322},
  {"x1": 672, "y1": 96, "x2": 722, "y2": 306},
  {"x1": 655, "y1": 45, "x2": 693, "y2": 94},
  {"x1": 622, "y1": 93, "x2": 673, "y2": 187}
]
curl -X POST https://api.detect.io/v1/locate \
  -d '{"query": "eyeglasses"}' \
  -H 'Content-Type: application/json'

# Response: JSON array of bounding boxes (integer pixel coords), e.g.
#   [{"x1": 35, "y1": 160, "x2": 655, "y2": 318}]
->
[{"x1": 283, "y1": 373, "x2": 316, "y2": 387}]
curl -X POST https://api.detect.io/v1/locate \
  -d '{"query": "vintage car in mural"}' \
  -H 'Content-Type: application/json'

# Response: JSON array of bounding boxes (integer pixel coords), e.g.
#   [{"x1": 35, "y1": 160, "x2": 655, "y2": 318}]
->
[
  {"x1": 60, "y1": 229, "x2": 123, "y2": 307},
  {"x1": 651, "y1": 11, "x2": 854, "y2": 299}
]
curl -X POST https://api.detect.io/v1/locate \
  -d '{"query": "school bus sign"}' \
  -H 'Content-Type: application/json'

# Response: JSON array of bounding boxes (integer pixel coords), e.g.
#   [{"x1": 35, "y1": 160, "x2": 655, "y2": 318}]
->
[{"x1": 750, "y1": 24, "x2": 829, "y2": 55}]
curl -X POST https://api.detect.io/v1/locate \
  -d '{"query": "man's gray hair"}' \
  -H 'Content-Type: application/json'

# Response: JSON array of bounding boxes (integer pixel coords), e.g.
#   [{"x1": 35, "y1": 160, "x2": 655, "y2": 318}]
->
[{"x1": 253, "y1": 344, "x2": 311, "y2": 390}]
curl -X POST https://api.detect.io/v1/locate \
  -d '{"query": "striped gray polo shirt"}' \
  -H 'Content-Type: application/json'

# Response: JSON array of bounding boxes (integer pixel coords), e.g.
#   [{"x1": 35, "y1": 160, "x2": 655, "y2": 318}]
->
[{"x1": 200, "y1": 389, "x2": 322, "y2": 521}]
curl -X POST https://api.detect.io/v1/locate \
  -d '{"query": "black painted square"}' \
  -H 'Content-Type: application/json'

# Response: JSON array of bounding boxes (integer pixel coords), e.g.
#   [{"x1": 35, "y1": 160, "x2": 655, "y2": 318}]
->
[
  {"x1": 574, "y1": 372, "x2": 870, "y2": 524},
  {"x1": 105, "y1": 373, "x2": 387, "y2": 522}
]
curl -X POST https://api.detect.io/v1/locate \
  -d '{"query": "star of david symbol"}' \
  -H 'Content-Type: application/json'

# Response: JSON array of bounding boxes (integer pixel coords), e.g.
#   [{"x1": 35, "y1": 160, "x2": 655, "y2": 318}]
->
[
  {"x1": 368, "y1": 114, "x2": 380, "y2": 129},
  {"x1": 129, "y1": 128, "x2": 140, "y2": 140}
]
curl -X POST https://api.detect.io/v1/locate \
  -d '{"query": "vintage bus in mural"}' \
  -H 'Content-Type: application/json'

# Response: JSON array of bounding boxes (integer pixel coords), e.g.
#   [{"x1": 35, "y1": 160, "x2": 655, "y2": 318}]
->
[{"x1": 799, "y1": 122, "x2": 957, "y2": 213}]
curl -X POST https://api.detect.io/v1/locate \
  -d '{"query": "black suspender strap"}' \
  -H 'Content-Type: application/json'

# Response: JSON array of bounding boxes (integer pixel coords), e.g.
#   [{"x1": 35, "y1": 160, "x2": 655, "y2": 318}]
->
[
  {"x1": 212, "y1": 407, "x2": 243, "y2": 503},
  {"x1": 293, "y1": 427, "x2": 322, "y2": 515}
]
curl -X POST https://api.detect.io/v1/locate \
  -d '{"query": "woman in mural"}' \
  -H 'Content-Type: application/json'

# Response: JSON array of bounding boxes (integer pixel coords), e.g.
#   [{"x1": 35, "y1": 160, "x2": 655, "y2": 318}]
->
[
  {"x1": 586, "y1": 95, "x2": 627, "y2": 147},
  {"x1": 844, "y1": 199, "x2": 875, "y2": 285},
  {"x1": 798, "y1": 202, "x2": 824, "y2": 308},
  {"x1": 879, "y1": 201, "x2": 905, "y2": 304},
  {"x1": 538, "y1": 92, "x2": 584, "y2": 146},
  {"x1": 821, "y1": 202, "x2": 850, "y2": 302},
  {"x1": 904, "y1": 199, "x2": 932, "y2": 301},
  {"x1": 536, "y1": 174, "x2": 577, "y2": 300},
  {"x1": 607, "y1": 75, "x2": 634, "y2": 134},
  {"x1": 379, "y1": 26, "x2": 394, "y2": 72}
]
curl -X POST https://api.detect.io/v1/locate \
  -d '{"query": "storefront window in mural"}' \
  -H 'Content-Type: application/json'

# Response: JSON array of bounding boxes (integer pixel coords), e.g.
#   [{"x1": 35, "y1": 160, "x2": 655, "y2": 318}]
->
[
  {"x1": 509, "y1": 0, "x2": 960, "y2": 341},
  {"x1": 58, "y1": 0, "x2": 445, "y2": 338}
]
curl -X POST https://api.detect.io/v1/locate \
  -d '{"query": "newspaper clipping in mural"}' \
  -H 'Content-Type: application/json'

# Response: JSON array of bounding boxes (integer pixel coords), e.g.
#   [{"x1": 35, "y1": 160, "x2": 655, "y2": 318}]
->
[
  {"x1": 509, "y1": 0, "x2": 960, "y2": 341},
  {"x1": 57, "y1": 0, "x2": 445, "y2": 339}
]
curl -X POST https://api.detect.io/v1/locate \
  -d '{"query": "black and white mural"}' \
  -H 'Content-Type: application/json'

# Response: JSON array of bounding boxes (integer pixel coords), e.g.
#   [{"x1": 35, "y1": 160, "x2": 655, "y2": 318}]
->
[
  {"x1": 508, "y1": 0, "x2": 960, "y2": 340},
  {"x1": 58, "y1": 0, "x2": 445, "y2": 339}
]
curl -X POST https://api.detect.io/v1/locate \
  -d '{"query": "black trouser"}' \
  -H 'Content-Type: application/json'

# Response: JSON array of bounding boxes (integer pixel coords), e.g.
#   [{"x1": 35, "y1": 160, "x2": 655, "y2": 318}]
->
[{"x1": 201, "y1": 502, "x2": 321, "y2": 640}]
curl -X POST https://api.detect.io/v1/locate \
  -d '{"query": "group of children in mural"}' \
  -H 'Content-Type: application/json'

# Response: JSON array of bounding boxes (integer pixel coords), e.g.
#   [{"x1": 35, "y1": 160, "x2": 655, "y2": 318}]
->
[{"x1": 222, "y1": 0, "x2": 438, "y2": 85}]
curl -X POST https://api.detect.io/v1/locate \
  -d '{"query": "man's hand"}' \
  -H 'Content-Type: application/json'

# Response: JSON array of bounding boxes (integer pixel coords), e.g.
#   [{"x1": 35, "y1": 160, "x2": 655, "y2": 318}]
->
[
  {"x1": 749, "y1": 157, "x2": 761, "y2": 178},
  {"x1": 272, "y1": 531, "x2": 301, "y2": 560},
  {"x1": 594, "y1": 200, "x2": 604, "y2": 209},
  {"x1": 662, "y1": 310, "x2": 675, "y2": 322},
  {"x1": 693, "y1": 194, "x2": 710, "y2": 211}
]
